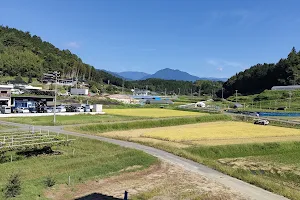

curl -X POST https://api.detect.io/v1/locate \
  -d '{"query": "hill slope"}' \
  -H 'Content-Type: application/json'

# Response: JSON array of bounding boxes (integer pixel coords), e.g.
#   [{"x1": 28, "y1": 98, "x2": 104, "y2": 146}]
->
[
  {"x1": 0, "y1": 26, "x2": 126, "y2": 88},
  {"x1": 222, "y1": 47, "x2": 300, "y2": 97}
]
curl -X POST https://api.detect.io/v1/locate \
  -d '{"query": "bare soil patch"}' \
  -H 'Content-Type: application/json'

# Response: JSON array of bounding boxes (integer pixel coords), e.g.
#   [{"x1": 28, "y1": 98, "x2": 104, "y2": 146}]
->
[{"x1": 45, "y1": 162, "x2": 247, "y2": 200}]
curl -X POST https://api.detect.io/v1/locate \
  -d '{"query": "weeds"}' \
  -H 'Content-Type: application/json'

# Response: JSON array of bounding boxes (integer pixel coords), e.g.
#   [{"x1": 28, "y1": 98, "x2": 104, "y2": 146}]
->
[
  {"x1": 78, "y1": 114, "x2": 231, "y2": 133},
  {"x1": 4, "y1": 174, "x2": 21, "y2": 198}
]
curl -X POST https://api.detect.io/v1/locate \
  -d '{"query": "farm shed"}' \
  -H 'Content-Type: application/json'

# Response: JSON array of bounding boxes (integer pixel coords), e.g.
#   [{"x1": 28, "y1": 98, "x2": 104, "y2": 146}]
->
[{"x1": 271, "y1": 85, "x2": 300, "y2": 91}]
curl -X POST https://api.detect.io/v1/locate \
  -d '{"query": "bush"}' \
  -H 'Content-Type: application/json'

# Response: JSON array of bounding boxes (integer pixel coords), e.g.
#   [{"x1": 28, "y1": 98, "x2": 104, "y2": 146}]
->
[
  {"x1": 44, "y1": 176, "x2": 56, "y2": 187},
  {"x1": 4, "y1": 174, "x2": 21, "y2": 198}
]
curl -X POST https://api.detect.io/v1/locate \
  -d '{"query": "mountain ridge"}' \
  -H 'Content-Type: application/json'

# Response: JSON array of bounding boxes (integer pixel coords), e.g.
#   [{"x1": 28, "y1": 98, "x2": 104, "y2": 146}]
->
[{"x1": 107, "y1": 68, "x2": 227, "y2": 82}]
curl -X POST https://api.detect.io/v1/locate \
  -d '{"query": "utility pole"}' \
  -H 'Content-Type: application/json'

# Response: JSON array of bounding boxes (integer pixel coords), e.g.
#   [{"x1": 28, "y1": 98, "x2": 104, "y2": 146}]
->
[
  {"x1": 53, "y1": 71, "x2": 59, "y2": 125},
  {"x1": 198, "y1": 88, "x2": 201, "y2": 97},
  {"x1": 289, "y1": 91, "x2": 292, "y2": 109},
  {"x1": 190, "y1": 88, "x2": 192, "y2": 97},
  {"x1": 260, "y1": 101, "x2": 261, "y2": 109},
  {"x1": 165, "y1": 88, "x2": 167, "y2": 97},
  {"x1": 235, "y1": 90, "x2": 238, "y2": 103},
  {"x1": 178, "y1": 88, "x2": 180, "y2": 96}
]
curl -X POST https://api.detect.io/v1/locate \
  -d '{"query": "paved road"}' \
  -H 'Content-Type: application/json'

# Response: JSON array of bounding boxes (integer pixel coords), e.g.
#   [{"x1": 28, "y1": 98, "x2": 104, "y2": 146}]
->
[{"x1": 0, "y1": 120, "x2": 289, "y2": 200}]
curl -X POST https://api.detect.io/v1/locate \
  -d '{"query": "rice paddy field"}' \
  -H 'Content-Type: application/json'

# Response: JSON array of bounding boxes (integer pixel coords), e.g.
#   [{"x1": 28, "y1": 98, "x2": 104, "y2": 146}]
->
[
  {"x1": 99, "y1": 121, "x2": 300, "y2": 146},
  {"x1": 103, "y1": 108, "x2": 206, "y2": 118}
]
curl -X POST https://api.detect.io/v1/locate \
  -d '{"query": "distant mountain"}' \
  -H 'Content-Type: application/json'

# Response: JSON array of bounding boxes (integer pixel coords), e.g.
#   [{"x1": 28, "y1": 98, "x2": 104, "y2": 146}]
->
[
  {"x1": 105, "y1": 68, "x2": 227, "y2": 82},
  {"x1": 103, "y1": 70, "x2": 129, "y2": 80},
  {"x1": 117, "y1": 71, "x2": 150, "y2": 80},
  {"x1": 141, "y1": 68, "x2": 227, "y2": 82}
]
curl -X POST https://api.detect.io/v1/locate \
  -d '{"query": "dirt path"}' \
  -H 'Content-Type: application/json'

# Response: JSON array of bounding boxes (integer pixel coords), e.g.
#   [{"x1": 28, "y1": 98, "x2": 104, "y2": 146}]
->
[{"x1": 45, "y1": 162, "x2": 246, "y2": 200}]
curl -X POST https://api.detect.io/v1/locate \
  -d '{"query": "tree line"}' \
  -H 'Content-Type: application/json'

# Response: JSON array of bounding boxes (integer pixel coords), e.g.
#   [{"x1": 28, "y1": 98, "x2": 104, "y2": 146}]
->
[{"x1": 131, "y1": 79, "x2": 223, "y2": 96}]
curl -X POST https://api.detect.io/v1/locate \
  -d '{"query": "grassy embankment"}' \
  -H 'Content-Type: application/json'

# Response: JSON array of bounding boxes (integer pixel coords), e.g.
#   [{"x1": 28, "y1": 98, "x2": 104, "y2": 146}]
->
[
  {"x1": 0, "y1": 136, "x2": 157, "y2": 200},
  {"x1": 226, "y1": 90, "x2": 300, "y2": 111},
  {"x1": 72, "y1": 114, "x2": 230, "y2": 134}
]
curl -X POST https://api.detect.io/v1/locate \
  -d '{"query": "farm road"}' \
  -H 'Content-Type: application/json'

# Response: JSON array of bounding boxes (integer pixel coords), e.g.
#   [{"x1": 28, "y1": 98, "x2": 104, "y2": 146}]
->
[{"x1": 0, "y1": 120, "x2": 289, "y2": 200}]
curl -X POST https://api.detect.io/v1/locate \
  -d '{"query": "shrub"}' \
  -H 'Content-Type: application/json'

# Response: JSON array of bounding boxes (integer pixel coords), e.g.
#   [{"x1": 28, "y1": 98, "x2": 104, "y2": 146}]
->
[
  {"x1": 44, "y1": 176, "x2": 56, "y2": 187},
  {"x1": 4, "y1": 174, "x2": 21, "y2": 198}
]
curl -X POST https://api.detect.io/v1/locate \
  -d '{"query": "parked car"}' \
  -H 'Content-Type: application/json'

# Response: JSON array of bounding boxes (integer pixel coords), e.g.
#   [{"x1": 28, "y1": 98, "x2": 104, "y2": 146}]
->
[
  {"x1": 16, "y1": 107, "x2": 30, "y2": 113},
  {"x1": 46, "y1": 107, "x2": 53, "y2": 113},
  {"x1": 66, "y1": 105, "x2": 76, "y2": 112},
  {"x1": 254, "y1": 119, "x2": 269, "y2": 125},
  {"x1": 57, "y1": 106, "x2": 66, "y2": 113},
  {"x1": 0, "y1": 106, "x2": 11, "y2": 114},
  {"x1": 75, "y1": 107, "x2": 84, "y2": 112},
  {"x1": 84, "y1": 105, "x2": 92, "y2": 112}
]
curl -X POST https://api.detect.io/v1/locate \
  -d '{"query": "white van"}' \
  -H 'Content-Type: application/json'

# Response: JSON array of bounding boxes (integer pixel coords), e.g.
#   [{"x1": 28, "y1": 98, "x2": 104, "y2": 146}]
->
[{"x1": 0, "y1": 106, "x2": 11, "y2": 114}]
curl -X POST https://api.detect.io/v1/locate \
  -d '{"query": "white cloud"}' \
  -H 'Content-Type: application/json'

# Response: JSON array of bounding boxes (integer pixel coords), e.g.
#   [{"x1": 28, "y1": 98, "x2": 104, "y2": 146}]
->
[
  {"x1": 217, "y1": 67, "x2": 223, "y2": 71},
  {"x1": 66, "y1": 41, "x2": 80, "y2": 49}
]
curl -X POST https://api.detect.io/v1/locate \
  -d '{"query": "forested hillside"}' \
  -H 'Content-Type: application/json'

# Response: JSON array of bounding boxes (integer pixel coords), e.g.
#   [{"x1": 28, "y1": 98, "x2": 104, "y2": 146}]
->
[
  {"x1": 222, "y1": 48, "x2": 300, "y2": 97},
  {"x1": 0, "y1": 26, "x2": 126, "y2": 88},
  {"x1": 132, "y1": 79, "x2": 222, "y2": 95}
]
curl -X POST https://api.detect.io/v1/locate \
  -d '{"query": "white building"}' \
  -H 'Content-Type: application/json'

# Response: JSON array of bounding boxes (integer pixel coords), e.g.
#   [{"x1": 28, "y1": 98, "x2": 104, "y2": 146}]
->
[
  {"x1": 0, "y1": 85, "x2": 13, "y2": 106},
  {"x1": 133, "y1": 89, "x2": 150, "y2": 96},
  {"x1": 70, "y1": 88, "x2": 89, "y2": 95}
]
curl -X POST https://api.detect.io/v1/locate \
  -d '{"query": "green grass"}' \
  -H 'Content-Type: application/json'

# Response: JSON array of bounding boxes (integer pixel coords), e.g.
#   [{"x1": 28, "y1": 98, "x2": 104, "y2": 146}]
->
[
  {"x1": 75, "y1": 114, "x2": 231, "y2": 134},
  {"x1": 0, "y1": 136, "x2": 157, "y2": 200},
  {"x1": 0, "y1": 114, "x2": 144, "y2": 126},
  {"x1": 0, "y1": 124, "x2": 16, "y2": 130}
]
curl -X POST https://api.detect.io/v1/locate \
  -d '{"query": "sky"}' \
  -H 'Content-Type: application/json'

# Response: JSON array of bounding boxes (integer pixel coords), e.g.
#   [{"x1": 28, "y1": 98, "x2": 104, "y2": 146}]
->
[{"x1": 1, "y1": 0, "x2": 300, "y2": 78}]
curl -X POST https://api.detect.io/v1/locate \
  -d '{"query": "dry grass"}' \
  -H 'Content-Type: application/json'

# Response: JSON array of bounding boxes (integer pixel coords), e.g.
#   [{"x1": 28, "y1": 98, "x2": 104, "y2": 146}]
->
[
  {"x1": 46, "y1": 162, "x2": 244, "y2": 200},
  {"x1": 142, "y1": 121, "x2": 300, "y2": 142},
  {"x1": 104, "y1": 108, "x2": 206, "y2": 118}
]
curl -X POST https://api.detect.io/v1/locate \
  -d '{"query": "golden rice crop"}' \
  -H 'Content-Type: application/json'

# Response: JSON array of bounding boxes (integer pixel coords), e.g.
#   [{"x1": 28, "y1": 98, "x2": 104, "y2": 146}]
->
[
  {"x1": 104, "y1": 108, "x2": 206, "y2": 118},
  {"x1": 142, "y1": 121, "x2": 300, "y2": 141}
]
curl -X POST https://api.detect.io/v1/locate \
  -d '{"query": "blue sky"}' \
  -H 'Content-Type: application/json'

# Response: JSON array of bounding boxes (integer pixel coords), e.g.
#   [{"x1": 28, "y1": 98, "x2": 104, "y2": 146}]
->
[{"x1": 1, "y1": 0, "x2": 300, "y2": 78}]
